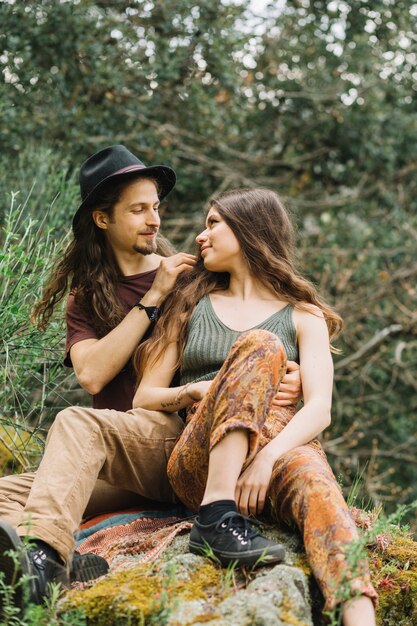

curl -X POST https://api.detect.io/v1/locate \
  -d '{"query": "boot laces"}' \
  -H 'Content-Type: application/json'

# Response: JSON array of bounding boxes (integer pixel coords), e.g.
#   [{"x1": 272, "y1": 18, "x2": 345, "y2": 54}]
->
[
  {"x1": 31, "y1": 549, "x2": 48, "y2": 570},
  {"x1": 215, "y1": 512, "x2": 261, "y2": 544}
]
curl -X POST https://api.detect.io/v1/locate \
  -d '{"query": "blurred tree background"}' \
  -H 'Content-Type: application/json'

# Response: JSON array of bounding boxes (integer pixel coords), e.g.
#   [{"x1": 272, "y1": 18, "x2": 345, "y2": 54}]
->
[{"x1": 0, "y1": 0, "x2": 416, "y2": 525}]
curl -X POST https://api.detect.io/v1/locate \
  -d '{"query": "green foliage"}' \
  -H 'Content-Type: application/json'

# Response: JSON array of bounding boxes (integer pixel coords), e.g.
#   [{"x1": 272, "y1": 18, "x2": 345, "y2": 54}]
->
[
  {"x1": 220, "y1": 559, "x2": 239, "y2": 593},
  {"x1": 0, "y1": 187, "x2": 79, "y2": 471},
  {"x1": 307, "y1": 206, "x2": 417, "y2": 515},
  {"x1": 1, "y1": 1, "x2": 416, "y2": 214},
  {"x1": 0, "y1": 145, "x2": 79, "y2": 237},
  {"x1": 0, "y1": 0, "x2": 250, "y2": 213}
]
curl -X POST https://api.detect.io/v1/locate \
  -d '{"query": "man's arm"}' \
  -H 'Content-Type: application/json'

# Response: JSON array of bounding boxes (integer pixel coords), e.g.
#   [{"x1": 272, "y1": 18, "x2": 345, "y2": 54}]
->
[
  {"x1": 70, "y1": 253, "x2": 196, "y2": 395},
  {"x1": 273, "y1": 360, "x2": 302, "y2": 407}
]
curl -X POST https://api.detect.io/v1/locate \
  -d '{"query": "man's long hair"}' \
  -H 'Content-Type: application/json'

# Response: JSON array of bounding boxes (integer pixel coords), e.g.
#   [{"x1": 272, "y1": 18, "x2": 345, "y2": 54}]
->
[
  {"x1": 32, "y1": 177, "x2": 174, "y2": 337},
  {"x1": 134, "y1": 187, "x2": 343, "y2": 379}
]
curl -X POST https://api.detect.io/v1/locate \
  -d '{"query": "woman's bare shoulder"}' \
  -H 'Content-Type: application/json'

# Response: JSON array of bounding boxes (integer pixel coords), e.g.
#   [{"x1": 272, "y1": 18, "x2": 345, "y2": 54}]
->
[
  {"x1": 293, "y1": 304, "x2": 330, "y2": 347},
  {"x1": 293, "y1": 303, "x2": 325, "y2": 321}
]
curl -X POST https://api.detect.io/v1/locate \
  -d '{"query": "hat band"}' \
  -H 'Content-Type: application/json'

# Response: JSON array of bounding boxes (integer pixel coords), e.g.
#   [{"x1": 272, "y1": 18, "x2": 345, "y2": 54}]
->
[{"x1": 113, "y1": 164, "x2": 146, "y2": 175}]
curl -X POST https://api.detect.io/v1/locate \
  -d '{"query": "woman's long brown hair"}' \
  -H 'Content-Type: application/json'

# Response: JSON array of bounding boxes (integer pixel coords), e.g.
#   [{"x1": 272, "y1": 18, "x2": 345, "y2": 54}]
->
[
  {"x1": 32, "y1": 177, "x2": 174, "y2": 336},
  {"x1": 134, "y1": 187, "x2": 343, "y2": 379}
]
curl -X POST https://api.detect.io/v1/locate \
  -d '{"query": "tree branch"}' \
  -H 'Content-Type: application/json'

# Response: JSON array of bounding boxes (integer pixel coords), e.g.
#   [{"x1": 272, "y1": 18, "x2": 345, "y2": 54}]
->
[{"x1": 334, "y1": 324, "x2": 403, "y2": 371}]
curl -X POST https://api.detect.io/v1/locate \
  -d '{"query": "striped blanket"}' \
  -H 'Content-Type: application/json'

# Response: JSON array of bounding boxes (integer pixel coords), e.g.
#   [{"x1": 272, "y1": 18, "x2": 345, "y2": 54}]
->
[{"x1": 75, "y1": 504, "x2": 193, "y2": 573}]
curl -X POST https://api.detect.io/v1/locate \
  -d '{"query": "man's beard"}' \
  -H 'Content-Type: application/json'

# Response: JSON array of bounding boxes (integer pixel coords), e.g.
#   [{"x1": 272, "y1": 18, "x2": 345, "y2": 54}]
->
[{"x1": 133, "y1": 238, "x2": 157, "y2": 255}]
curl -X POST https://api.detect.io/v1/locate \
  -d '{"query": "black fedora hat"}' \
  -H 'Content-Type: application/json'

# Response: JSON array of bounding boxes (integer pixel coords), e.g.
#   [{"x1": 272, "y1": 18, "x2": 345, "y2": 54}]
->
[{"x1": 72, "y1": 144, "x2": 176, "y2": 229}]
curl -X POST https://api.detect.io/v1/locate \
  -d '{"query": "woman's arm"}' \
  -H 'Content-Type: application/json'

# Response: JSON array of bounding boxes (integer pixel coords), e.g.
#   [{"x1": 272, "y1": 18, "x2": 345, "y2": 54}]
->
[
  {"x1": 260, "y1": 307, "x2": 333, "y2": 458},
  {"x1": 133, "y1": 340, "x2": 212, "y2": 412},
  {"x1": 236, "y1": 307, "x2": 334, "y2": 514}
]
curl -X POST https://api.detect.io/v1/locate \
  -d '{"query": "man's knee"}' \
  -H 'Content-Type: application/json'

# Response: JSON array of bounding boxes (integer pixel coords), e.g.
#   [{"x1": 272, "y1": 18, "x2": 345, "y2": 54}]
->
[{"x1": 46, "y1": 406, "x2": 109, "y2": 446}]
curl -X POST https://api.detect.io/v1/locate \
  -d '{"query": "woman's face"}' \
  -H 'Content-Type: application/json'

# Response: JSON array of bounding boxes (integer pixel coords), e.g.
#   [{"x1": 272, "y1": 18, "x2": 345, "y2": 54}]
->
[{"x1": 195, "y1": 207, "x2": 243, "y2": 272}]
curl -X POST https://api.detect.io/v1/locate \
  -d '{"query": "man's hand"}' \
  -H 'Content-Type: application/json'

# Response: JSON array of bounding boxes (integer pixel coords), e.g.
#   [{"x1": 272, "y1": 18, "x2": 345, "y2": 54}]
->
[
  {"x1": 235, "y1": 449, "x2": 275, "y2": 516},
  {"x1": 272, "y1": 360, "x2": 302, "y2": 407},
  {"x1": 148, "y1": 253, "x2": 197, "y2": 303}
]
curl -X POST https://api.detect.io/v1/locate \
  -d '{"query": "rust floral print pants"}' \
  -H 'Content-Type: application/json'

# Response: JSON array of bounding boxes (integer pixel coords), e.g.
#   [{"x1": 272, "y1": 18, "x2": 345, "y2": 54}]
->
[{"x1": 167, "y1": 329, "x2": 377, "y2": 611}]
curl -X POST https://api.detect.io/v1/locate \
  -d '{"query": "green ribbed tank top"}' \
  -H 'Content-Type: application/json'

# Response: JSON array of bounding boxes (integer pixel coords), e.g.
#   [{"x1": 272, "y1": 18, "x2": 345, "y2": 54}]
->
[{"x1": 180, "y1": 294, "x2": 298, "y2": 386}]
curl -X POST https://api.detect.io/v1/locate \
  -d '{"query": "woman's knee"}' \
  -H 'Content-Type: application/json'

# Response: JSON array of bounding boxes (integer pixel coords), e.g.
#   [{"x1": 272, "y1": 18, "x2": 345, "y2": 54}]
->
[
  {"x1": 236, "y1": 329, "x2": 285, "y2": 353},
  {"x1": 231, "y1": 330, "x2": 287, "y2": 378}
]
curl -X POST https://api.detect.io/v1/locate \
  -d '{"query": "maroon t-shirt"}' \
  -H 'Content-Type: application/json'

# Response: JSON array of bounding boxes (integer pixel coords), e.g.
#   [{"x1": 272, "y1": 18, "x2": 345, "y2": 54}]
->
[{"x1": 64, "y1": 269, "x2": 157, "y2": 411}]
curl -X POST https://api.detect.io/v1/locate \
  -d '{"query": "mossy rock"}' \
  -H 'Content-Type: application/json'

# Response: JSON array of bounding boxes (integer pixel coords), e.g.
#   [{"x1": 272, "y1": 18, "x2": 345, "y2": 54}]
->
[
  {"x1": 62, "y1": 524, "x2": 315, "y2": 625},
  {"x1": 63, "y1": 557, "x2": 225, "y2": 626},
  {"x1": 61, "y1": 513, "x2": 417, "y2": 625}
]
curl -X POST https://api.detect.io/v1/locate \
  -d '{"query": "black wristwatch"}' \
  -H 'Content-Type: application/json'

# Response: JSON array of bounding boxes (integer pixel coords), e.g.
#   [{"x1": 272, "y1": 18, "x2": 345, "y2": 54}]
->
[{"x1": 136, "y1": 301, "x2": 160, "y2": 322}]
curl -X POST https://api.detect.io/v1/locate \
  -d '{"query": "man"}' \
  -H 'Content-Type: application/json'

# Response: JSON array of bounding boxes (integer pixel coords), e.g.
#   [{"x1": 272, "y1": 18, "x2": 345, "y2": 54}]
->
[{"x1": 0, "y1": 145, "x2": 300, "y2": 606}]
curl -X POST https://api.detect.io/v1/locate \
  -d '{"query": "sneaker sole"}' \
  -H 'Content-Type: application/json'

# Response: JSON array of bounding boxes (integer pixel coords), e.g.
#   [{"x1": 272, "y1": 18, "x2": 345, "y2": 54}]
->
[
  {"x1": 189, "y1": 538, "x2": 285, "y2": 568},
  {"x1": 71, "y1": 553, "x2": 109, "y2": 583}
]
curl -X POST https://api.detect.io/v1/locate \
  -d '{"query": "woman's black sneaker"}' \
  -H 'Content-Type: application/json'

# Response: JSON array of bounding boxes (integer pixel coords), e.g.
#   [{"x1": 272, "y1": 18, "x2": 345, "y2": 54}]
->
[{"x1": 189, "y1": 511, "x2": 285, "y2": 568}]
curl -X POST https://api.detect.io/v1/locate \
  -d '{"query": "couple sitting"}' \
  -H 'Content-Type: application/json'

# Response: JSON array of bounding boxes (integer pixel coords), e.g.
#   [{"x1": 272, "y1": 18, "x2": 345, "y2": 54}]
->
[{"x1": 0, "y1": 145, "x2": 377, "y2": 625}]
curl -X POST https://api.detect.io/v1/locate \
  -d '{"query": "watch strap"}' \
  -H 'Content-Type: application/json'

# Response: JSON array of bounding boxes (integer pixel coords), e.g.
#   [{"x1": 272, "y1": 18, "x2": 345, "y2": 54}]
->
[{"x1": 136, "y1": 301, "x2": 159, "y2": 322}]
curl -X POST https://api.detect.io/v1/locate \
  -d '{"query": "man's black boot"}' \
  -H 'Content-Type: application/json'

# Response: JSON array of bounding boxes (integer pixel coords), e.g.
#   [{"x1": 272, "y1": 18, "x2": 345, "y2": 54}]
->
[
  {"x1": 71, "y1": 550, "x2": 109, "y2": 583},
  {"x1": 0, "y1": 520, "x2": 66, "y2": 608},
  {"x1": 26, "y1": 539, "x2": 68, "y2": 603},
  {"x1": 0, "y1": 521, "x2": 109, "y2": 610}
]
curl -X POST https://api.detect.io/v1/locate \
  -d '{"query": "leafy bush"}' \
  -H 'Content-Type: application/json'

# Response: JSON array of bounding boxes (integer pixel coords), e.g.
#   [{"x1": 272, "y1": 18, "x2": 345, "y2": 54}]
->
[{"x1": 0, "y1": 184, "x2": 81, "y2": 472}]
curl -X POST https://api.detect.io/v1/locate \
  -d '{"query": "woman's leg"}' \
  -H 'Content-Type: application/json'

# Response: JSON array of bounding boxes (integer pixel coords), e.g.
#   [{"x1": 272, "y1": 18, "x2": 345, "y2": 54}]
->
[
  {"x1": 168, "y1": 330, "x2": 288, "y2": 567},
  {"x1": 168, "y1": 329, "x2": 287, "y2": 510},
  {"x1": 267, "y1": 440, "x2": 377, "y2": 621},
  {"x1": 201, "y1": 430, "x2": 248, "y2": 504}
]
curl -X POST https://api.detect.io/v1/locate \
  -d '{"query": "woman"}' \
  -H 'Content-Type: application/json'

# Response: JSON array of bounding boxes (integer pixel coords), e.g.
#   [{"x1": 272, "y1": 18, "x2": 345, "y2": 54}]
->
[{"x1": 133, "y1": 188, "x2": 377, "y2": 625}]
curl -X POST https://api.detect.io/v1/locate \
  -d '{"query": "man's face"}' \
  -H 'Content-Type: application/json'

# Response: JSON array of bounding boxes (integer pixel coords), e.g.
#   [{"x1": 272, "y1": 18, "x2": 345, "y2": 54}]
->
[{"x1": 98, "y1": 178, "x2": 161, "y2": 256}]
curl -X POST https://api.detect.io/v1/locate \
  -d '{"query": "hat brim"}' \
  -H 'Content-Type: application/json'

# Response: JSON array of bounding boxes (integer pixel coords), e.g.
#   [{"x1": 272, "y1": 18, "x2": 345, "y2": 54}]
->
[{"x1": 72, "y1": 164, "x2": 176, "y2": 230}]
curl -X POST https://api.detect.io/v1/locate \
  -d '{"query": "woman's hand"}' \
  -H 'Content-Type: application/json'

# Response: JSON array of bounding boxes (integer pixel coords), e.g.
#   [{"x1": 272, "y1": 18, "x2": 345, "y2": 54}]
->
[
  {"x1": 235, "y1": 449, "x2": 275, "y2": 516},
  {"x1": 187, "y1": 380, "x2": 212, "y2": 402},
  {"x1": 273, "y1": 360, "x2": 302, "y2": 407}
]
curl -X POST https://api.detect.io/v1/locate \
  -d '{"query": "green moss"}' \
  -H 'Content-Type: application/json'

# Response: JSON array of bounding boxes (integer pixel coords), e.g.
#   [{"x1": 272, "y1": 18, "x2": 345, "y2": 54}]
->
[
  {"x1": 188, "y1": 613, "x2": 222, "y2": 624},
  {"x1": 65, "y1": 565, "x2": 162, "y2": 625},
  {"x1": 63, "y1": 560, "x2": 225, "y2": 625},
  {"x1": 173, "y1": 563, "x2": 222, "y2": 601},
  {"x1": 292, "y1": 553, "x2": 312, "y2": 578},
  {"x1": 368, "y1": 528, "x2": 417, "y2": 625}
]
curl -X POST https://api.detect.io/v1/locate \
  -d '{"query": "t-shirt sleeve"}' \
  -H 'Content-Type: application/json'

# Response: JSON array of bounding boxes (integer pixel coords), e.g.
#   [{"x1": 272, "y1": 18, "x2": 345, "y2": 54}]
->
[{"x1": 64, "y1": 293, "x2": 98, "y2": 367}]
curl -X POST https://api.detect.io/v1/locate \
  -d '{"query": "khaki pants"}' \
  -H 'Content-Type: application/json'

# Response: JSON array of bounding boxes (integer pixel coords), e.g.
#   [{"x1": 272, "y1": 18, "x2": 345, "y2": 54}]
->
[{"x1": 0, "y1": 406, "x2": 184, "y2": 563}]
